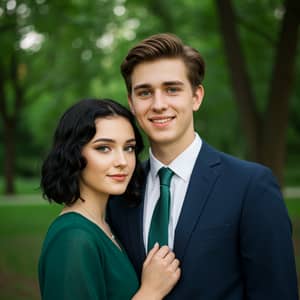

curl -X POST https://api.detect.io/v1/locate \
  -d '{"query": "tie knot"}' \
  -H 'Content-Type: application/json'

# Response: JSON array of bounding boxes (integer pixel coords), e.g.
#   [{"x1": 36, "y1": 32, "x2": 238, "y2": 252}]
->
[{"x1": 158, "y1": 167, "x2": 174, "y2": 187}]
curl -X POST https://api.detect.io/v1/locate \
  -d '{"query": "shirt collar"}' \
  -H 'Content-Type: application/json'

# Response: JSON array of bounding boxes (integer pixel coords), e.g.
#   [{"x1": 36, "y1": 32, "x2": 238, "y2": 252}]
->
[{"x1": 149, "y1": 133, "x2": 202, "y2": 182}]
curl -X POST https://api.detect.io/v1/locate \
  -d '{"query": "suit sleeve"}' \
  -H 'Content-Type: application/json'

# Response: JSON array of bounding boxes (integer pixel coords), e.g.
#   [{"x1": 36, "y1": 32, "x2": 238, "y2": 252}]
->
[
  {"x1": 40, "y1": 227, "x2": 107, "y2": 300},
  {"x1": 240, "y1": 167, "x2": 299, "y2": 299}
]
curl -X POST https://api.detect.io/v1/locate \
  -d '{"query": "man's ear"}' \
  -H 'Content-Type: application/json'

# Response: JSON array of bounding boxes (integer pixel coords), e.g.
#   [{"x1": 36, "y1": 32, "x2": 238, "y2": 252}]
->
[
  {"x1": 128, "y1": 95, "x2": 136, "y2": 115},
  {"x1": 192, "y1": 85, "x2": 205, "y2": 112}
]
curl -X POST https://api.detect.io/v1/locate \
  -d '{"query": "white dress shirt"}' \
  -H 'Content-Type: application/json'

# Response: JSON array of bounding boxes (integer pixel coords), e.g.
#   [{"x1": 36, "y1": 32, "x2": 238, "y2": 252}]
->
[{"x1": 143, "y1": 133, "x2": 202, "y2": 251}]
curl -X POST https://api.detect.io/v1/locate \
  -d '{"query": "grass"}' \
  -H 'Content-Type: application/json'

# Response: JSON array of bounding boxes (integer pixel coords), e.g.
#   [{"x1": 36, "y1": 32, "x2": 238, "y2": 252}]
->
[
  {"x1": 0, "y1": 204, "x2": 61, "y2": 300},
  {"x1": 0, "y1": 199, "x2": 299, "y2": 300}
]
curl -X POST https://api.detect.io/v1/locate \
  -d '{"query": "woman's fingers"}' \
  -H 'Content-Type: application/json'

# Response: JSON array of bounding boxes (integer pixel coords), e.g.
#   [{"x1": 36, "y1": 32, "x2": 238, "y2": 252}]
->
[
  {"x1": 163, "y1": 251, "x2": 175, "y2": 264},
  {"x1": 169, "y1": 258, "x2": 180, "y2": 271},
  {"x1": 154, "y1": 245, "x2": 170, "y2": 259},
  {"x1": 143, "y1": 242, "x2": 159, "y2": 266},
  {"x1": 145, "y1": 245, "x2": 180, "y2": 274}
]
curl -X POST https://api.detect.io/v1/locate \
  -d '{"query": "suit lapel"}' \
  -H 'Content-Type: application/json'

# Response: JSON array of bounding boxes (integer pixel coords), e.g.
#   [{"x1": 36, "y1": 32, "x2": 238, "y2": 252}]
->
[
  {"x1": 174, "y1": 141, "x2": 221, "y2": 261},
  {"x1": 126, "y1": 199, "x2": 145, "y2": 270},
  {"x1": 126, "y1": 161, "x2": 150, "y2": 270}
]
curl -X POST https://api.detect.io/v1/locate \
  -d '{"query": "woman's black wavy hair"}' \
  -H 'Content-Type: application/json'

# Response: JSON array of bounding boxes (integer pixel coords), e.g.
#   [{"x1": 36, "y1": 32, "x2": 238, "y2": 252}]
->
[{"x1": 40, "y1": 98, "x2": 144, "y2": 206}]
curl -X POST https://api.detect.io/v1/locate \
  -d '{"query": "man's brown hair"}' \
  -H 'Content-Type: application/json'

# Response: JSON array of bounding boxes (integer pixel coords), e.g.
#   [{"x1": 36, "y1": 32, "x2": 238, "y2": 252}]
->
[{"x1": 120, "y1": 33, "x2": 205, "y2": 93}]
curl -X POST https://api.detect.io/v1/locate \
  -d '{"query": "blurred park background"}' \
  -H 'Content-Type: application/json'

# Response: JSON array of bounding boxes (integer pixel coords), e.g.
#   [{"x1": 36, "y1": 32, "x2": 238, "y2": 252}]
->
[{"x1": 0, "y1": 0, "x2": 299, "y2": 299}]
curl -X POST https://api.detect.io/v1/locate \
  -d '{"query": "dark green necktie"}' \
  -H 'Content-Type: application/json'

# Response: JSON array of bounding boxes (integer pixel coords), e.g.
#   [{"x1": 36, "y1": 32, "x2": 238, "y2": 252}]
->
[{"x1": 148, "y1": 167, "x2": 174, "y2": 251}]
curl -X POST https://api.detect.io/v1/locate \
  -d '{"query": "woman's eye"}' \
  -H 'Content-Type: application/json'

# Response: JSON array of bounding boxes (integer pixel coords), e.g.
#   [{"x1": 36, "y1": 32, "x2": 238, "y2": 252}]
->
[
  {"x1": 125, "y1": 145, "x2": 136, "y2": 152},
  {"x1": 96, "y1": 146, "x2": 110, "y2": 152}
]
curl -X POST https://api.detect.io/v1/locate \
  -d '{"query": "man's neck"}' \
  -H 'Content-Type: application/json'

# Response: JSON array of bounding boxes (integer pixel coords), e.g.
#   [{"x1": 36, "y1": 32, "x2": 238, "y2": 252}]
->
[{"x1": 150, "y1": 135, "x2": 196, "y2": 165}]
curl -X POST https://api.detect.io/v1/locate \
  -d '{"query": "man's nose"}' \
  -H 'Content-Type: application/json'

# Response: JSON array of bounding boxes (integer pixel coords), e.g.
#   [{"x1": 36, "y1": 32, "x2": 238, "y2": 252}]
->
[{"x1": 151, "y1": 90, "x2": 167, "y2": 111}]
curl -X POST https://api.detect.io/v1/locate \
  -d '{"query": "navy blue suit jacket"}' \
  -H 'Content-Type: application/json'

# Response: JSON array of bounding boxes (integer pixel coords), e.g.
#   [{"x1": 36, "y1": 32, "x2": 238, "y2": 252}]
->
[{"x1": 108, "y1": 141, "x2": 298, "y2": 299}]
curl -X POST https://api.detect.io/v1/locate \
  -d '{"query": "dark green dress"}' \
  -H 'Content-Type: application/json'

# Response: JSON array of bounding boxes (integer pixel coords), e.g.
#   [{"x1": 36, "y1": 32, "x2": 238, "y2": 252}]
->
[{"x1": 38, "y1": 212, "x2": 139, "y2": 300}]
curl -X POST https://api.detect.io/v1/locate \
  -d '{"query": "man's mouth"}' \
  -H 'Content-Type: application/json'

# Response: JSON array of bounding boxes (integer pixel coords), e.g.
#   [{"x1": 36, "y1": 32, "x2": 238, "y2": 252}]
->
[{"x1": 149, "y1": 116, "x2": 175, "y2": 124}]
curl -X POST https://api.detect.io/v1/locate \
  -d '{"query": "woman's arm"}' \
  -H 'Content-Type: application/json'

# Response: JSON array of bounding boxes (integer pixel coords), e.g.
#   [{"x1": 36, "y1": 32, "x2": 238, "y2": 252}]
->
[{"x1": 39, "y1": 228, "x2": 106, "y2": 300}]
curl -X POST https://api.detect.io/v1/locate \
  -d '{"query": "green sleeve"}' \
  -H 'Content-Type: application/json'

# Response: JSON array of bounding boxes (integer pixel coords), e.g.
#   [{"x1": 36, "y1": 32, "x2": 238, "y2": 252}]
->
[{"x1": 40, "y1": 227, "x2": 107, "y2": 300}]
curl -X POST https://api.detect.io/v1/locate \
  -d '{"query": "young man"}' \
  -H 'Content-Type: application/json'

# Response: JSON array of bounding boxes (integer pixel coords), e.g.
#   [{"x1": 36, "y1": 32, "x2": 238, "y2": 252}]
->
[{"x1": 108, "y1": 33, "x2": 298, "y2": 299}]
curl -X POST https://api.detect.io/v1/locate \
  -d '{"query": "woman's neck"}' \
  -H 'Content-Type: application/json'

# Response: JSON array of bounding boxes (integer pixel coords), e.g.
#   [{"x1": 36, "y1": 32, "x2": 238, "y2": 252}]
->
[
  {"x1": 61, "y1": 191, "x2": 121, "y2": 249},
  {"x1": 62, "y1": 191, "x2": 108, "y2": 225}
]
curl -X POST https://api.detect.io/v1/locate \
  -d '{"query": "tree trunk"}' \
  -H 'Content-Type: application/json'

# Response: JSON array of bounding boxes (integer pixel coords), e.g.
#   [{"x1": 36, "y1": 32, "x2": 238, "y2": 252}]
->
[
  {"x1": 215, "y1": 0, "x2": 300, "y2": 186},
  {"x1": 0, "y1": 52, "x2": 23, "y2": 194},
  {"x1": 260, "y1": 0, "x2": 300, "y2": 184},
  {"x1": 215, "y1": 0, "x2": 261, "y2": 161},
  {"x1": 3, "y1": 118, "x2": 16, "y2": 194},
  {"x1": 0, "y1": 64, "x2": 15, "y2": 194}
]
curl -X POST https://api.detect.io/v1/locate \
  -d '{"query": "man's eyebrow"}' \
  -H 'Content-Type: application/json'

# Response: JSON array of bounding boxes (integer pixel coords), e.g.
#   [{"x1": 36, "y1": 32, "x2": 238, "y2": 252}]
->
[
  {"x1": 133, "y1": 81, "x2": 184, "y2": 91},
  {"x1": 133, "y1": 84, "x2": 151, "y2": 91},
  {"x1": 162, "y1": 81, "x2": 184, "y2": 86}
]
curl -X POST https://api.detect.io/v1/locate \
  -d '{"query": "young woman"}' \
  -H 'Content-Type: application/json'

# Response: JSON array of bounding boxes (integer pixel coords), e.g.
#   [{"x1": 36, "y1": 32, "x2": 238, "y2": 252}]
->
[{"x1": 39, "y1": 99, "x2": 180, "y2": 300}]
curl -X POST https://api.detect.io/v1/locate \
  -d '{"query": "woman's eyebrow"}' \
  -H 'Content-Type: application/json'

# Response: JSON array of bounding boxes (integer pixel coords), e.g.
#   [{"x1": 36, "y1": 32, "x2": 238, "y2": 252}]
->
[
  {"x1": 92, "y1": 138, "x2": 114, "y2": 144},
  {"x1": 92, "y1": 138, "x2": 136, "y2": 144}
]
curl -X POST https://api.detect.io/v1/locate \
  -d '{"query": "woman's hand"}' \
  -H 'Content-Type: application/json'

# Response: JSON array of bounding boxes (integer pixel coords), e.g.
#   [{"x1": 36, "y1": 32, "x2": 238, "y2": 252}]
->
[{"x1": 133, "y1": 243, "x2": 181, "y2": 300}]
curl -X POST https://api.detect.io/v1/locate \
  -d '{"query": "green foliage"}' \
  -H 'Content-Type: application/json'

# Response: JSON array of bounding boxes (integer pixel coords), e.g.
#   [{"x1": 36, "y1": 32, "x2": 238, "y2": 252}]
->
[
  {"x1": 0, "y1": 0, "x2": 299, "y2": 182},
  {"x1": 286, "y1": 199, "x2": 300, "y2": 218}
]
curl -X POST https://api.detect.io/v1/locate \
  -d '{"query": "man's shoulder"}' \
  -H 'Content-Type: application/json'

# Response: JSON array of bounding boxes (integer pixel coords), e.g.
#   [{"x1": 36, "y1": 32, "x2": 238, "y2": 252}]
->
[{"x1": 201, "y1": 141, "x2": 272, "y2": 176}]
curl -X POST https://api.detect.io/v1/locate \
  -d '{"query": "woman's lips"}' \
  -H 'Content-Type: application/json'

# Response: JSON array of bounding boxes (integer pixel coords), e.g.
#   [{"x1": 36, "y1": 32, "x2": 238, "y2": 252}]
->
[{"x1": 108, "y1": 174, "x2": 128, "y2": 182}]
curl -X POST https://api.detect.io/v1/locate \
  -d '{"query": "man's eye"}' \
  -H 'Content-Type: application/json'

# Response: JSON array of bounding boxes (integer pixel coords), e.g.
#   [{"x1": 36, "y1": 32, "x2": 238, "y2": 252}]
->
[
  {"x1": 137, "y1": 90, "x2": 151, "y2": 97},
  {"x1": 96, "y1": 146, "x2": 110, "y2": 152},
  {"x1": 166, "y1": 87, "x2": 180, "y2": 94}
]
